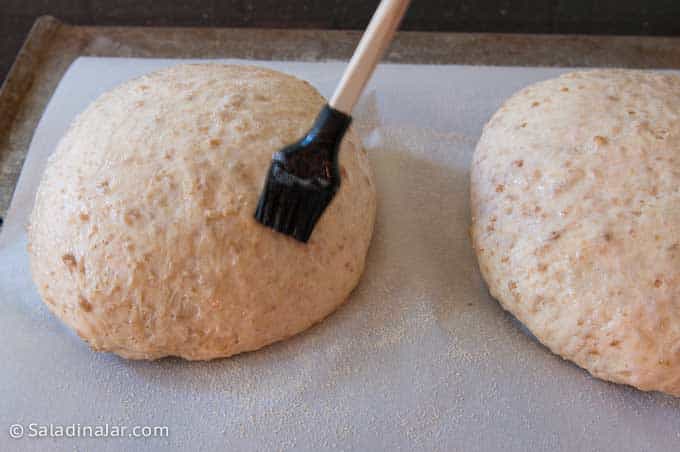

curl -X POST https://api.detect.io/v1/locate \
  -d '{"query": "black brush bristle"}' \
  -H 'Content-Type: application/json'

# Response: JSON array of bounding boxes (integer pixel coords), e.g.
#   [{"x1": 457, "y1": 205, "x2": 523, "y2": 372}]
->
[{"x1": 254, "y1": 104, "x2": 352, "y2": 242}]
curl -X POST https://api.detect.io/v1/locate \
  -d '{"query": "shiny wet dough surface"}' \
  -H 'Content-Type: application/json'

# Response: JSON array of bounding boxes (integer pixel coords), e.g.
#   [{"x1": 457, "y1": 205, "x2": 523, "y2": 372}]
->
[{"x1": 28, "y1": 64, "x2": 376, "y2": 360}]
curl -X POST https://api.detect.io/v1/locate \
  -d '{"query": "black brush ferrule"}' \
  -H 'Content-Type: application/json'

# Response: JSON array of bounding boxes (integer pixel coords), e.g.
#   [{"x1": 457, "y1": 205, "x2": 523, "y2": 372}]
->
[
  {"x1": 305, "y1": 104, "x2": 353, "y2": 150},
  {"x1": 275, "y1": 104, "x2": 352, "y2": 189}
]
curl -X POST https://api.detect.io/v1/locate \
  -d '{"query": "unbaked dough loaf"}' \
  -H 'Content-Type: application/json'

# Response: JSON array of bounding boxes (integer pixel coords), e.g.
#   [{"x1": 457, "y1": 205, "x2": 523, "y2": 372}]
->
[
  {"x1": 471, "y1": 70, "x2": 680, "y2": 395},
  {"x1": 29, "y1": 64, "x2": 376, "y2": 360}
]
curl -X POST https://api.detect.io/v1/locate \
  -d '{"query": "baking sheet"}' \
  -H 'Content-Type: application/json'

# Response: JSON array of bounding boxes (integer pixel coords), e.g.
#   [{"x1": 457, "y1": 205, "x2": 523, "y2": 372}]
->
[{"x1": 1, "y1": 58, "x2": 678, "y2": 451}]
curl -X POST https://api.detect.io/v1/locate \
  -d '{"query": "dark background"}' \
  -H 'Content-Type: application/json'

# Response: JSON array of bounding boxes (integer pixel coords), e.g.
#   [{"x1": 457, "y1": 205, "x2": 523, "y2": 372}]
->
[{"x1": 3, "y1": 0, "x2": 680, "y2": 83}]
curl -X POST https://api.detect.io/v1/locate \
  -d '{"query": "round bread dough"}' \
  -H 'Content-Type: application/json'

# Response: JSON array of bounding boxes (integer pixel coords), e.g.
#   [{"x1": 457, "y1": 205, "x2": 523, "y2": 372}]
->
[
  {"x1": 29, "y1": 64, "x2": 376, "y2": 360},
  {"x1": 471, "y1": 70, "x2": 680, "y2": 395}
]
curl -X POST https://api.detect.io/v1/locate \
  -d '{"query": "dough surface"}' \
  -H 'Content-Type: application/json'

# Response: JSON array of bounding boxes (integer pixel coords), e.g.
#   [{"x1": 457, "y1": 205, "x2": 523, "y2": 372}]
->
[
  {"x1": 471, "y1": 70, "x2": 680, "y2": 395},
  {"x1": 29, "y1": 64, "x2": 376, "y2": 360}
]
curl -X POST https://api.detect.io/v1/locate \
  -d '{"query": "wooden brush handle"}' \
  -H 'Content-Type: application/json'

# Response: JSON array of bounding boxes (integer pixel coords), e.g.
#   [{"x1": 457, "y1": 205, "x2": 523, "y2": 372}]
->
[{"x1": 329, "y1": 0, "x2": 411, "y2": 114}]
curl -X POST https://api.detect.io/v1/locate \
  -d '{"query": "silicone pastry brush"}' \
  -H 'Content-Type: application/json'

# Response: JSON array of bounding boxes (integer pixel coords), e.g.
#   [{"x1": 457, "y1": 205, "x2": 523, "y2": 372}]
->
[{"x1": 254, "y1": 0, "x2": 411, "y2": 242}]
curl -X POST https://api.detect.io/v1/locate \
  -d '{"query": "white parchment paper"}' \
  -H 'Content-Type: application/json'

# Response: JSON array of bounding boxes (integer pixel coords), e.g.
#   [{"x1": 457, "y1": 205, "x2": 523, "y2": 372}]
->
[{"x1": 1, "y1": 58, "x2": 678, "y2": 452}]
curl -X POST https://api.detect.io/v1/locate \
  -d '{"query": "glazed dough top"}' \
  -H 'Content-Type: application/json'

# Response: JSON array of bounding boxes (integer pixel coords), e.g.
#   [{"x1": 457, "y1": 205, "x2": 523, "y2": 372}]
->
[
  {"x1": 29, "y1": 64, "x2": 376, "y2": 360},
  {"x1": 471, "y1": 70, "x2": 680, "y2": 395}
]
